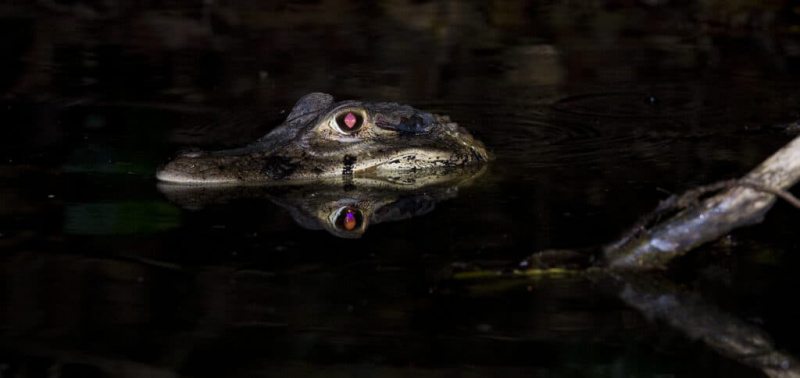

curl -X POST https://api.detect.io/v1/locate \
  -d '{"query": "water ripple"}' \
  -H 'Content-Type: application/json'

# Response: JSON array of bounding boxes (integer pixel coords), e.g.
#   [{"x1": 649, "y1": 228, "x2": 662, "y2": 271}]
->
[
  {"x1": 435, "y1": 102, "x2": 673, "y2": 170},
  {"x1": 552, "y1": 88, "x2": 726, "y2": 119}
]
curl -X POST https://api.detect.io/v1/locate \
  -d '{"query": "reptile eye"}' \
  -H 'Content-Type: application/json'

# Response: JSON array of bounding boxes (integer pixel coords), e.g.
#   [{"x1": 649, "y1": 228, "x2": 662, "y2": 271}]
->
[
  {"x1": 333, "y1": 206, "x2": 363, "y2": 232},
  {"x1": 332, "y1": 110, "x2": 365, "y2": 134}
]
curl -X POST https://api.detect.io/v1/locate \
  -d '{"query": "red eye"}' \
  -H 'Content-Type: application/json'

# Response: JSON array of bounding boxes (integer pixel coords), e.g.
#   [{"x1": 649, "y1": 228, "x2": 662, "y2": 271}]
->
[
  {"x1": 334, "y1": 207, "x2": 363, "y2": 232},
  {"x1": 344, "y1": 113, "x2": 357, "y2": 128},
  {"x1": 343, "y1": 210, "x2": 357, "y2": 230},
  {"x1": 334, "y1": 111, "x2": 364, "y2": 133}
]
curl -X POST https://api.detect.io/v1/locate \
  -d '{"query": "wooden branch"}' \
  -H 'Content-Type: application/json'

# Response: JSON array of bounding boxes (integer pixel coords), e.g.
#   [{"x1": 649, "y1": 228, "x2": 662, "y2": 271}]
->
[{"x1": 604, "y1": 135, "x2": 800, "y2": 269}]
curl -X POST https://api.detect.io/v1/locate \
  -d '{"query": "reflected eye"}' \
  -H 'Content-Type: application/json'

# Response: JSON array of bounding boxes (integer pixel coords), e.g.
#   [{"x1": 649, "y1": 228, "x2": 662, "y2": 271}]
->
[
  {"x1": 333, "y1": 207, "x2": 363, "y2": 232},
  {"x1": 332, "y1": 110, "x2": 365, "y2": 134}
]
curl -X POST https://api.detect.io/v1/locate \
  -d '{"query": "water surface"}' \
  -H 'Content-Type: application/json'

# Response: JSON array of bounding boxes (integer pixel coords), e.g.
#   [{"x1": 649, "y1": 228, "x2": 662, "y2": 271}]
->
[{"x1": 2, "y1": 2, "x2": 800, "y2": 377}]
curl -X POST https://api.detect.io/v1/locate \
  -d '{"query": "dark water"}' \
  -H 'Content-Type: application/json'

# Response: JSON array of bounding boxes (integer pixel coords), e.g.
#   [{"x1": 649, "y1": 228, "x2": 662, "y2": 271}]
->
[{"x1": 3, "y1": 1, "x2": 800, "y2": 377}]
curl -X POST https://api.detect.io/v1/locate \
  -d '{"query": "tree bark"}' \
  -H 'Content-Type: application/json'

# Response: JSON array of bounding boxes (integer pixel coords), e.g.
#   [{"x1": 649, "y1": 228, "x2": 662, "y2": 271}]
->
[{"x1": 604, "y1": 135, "x2": 800, "y2": 269}]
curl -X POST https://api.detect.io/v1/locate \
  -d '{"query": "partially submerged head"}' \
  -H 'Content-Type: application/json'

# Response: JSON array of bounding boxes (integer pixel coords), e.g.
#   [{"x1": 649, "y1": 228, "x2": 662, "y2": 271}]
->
[{"x1": 156, "y1": 93, "x2": 491, "y2": 184}]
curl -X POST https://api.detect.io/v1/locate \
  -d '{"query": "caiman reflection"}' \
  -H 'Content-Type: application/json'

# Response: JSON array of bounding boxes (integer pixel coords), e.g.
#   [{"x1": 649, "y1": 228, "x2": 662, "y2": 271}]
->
[
  {"x1": 158, "y1": 166, "x2": 484, "y2": 238},
  {"x1": 156, "y1": 93, "x2": 490, "y2": 184}
]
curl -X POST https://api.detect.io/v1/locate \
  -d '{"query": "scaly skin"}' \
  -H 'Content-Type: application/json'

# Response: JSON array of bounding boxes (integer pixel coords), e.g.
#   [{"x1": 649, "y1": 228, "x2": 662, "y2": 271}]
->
[{"x1": 156, "y1": 93, "x2": 491, "y2": 184}]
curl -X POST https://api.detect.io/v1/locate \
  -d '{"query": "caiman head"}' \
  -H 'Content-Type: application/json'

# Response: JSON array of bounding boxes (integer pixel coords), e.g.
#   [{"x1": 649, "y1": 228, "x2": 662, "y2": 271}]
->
[{"x1": 156, "y1": 93, "x2": 491, "y2": 184}]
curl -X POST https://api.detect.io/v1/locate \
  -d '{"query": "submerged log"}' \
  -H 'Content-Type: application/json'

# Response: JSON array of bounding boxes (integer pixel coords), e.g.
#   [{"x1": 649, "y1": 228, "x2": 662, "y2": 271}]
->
[{"x1": 604, "y1": 135, "x2": 800, "y2": 269}]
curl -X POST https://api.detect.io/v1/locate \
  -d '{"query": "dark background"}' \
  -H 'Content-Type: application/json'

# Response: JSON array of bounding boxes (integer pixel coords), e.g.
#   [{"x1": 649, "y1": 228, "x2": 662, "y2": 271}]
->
[{"x1": 2, "y1": 1, "x2": 800, "y2": 377}]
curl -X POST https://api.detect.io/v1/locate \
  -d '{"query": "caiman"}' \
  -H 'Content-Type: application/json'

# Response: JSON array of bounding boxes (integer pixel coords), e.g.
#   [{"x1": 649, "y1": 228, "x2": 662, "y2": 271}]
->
[{"x1": 156, "y1": 93, "x2": 490, "y2": 184}]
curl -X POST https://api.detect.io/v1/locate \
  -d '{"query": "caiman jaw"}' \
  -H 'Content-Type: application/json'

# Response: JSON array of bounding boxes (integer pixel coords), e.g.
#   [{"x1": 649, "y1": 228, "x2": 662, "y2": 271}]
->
[{"x1": 156, "y1": 151, "x2": 272, "y2": 184}]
